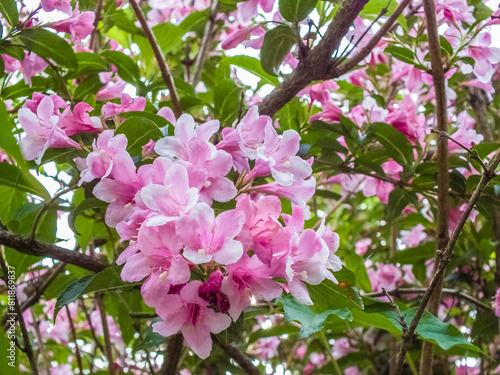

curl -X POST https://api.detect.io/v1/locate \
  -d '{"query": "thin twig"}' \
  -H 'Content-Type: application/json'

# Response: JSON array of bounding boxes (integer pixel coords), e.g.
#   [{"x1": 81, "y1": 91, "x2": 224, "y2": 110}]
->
[
  {"x1": 79, "y1": 299, "x2": 106, "y2": 354},
  {"x1": 31, "y1": 184, "x2": 78, "y2": 239},
  {"x1": 395, "y1": 149, "x2": 500, "y2": 374},
  {"x1": 161, "y1": 334, "x2": 184, "y2": 375},
  {"x1": 96, "y1": 293, "x2": 115, "y2": 375},
  {"x1": 191, "y1": 0, "x2": 219, "y2": 86},
  {"x1": 128, "y1": 0, "x2": 182, "y2": 117},
  {"x1": 213, "y1": 335, "x2": 262, "y2": 375},
  {"x1": 0, "y1": 250, "x2": 38, "y2": 374},
  {"x1": 367, "y1": 287, "x2": 493, "y2": 312},
  {"x1": 66, "y1": 305, "x2": 84, "y2": 374},
  {"x1": 382, "y1": 288, "x2": 408, "y2": 336},
  {"x1": 30, "y1": 308, "x2": 50, "y2": 375},
  {"x1": 89, "y1": 0, "x2": 104, "y2": 51},
  {"x1": 431, "y1": 129, "x2": 487, "y2": 171}
]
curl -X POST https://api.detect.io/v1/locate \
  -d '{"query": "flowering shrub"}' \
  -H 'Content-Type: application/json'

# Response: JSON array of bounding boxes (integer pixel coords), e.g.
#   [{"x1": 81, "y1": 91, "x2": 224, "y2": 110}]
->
[{"x1": 1, "y1": 0, "x2": 500, "y2": 374}]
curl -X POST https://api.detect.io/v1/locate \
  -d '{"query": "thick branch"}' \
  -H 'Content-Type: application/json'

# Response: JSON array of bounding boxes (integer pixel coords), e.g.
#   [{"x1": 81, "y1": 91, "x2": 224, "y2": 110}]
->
[
  {"x1": 419, "y1": 0, "x2": 449, "y2": 372},
  {"x1": 0, "y1": 229, "x2": 106, "y2": 273},
  {"x1": 395, "y1": 149, "x2": 500, "y2": 374},
  {"x1": 161, "y1": 334, "x2": 184, "y2": 375},
  {"x1": 213, "y1": 336, "x2": 262, "y2": 375},
  {"x1": 258, "y1": 0, "x2": 370, "y2": 117},
  {"x1": 128, "y1": 0, "x2": 182, "y2": 118}
]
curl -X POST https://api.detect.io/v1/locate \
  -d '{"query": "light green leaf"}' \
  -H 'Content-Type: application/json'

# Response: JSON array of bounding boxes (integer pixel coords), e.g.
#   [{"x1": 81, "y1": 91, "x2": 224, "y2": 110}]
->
[
  {"x1": 0, "y1": 0, "x2": 19, "y2": 27},
  {"x1": 384, "y1": 45, "x2": 415, "y2": 65},
  {"x1": 279, "y1": 0, "x2": 318, "y2": 22},
  {"x1": 213, "y1": 79, "x2": 242, "y2": 127},
  {"x1": 101, "y1": 50, "x2": 141, "y2": 85},
  {"x1": 0, "y1": 163, "x2": 50, "y2": 200},
  {"x1": 221, "y1": 55, "x2": 279, "y2": 86}
]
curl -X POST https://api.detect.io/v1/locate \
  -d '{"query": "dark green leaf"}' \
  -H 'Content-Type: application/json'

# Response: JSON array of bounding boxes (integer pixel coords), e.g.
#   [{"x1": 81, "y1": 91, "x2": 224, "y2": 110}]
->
[
  {"x1": 101, "y1": 50, "x2": 141, "y2": 85},
  {"x1": 385, "y1": 188, "x2": 417, "y2": 221},
  {"x1": 369, "y1": 122, "x2": 414, "y2": 168},
  {"x1": 279, "y1": 0, "x2": 318, "y2": 22},
  {"x1": 115, "y1": 116, "x2": 163, "y2": 157},
  {"x1": 216, "y1": 314, "x2": 244, "y2": 345},
  {"x1": 260, "y1": 25, "x2": 297, "y2": 76},
  {"x1": 391, "y1": 241, "x2": 436, "y2": 264},
  {"x1": 0, "y1": 100, "x2": 24, "y2": 165},
  {"x1": 133, "y1": 324, "x2": 165, "y2": 352},
  {"x1": 439, "y1": 35, "x2": 453, "y2": 56},
  {"x1": 0, "y1": 185, "x2": 26, "y2": 224},
  {"x1": 74, "y1": 74, "x2": 105, "y2": 99},
  {"x1": 68, "y1": 198, "x2": 109, "y2": 235},
  {"x1": 472, "y1": 142, "x2": 500, "y2": 159},
  {"x1": 2, "y1": 76, "x2": 49, "y2": 100},
  {"x1": 75, "y1": 52, "x2": 108, "y2": 72},
  {"x1": 16, "y1": 28, "x2": 77, "y2": 69},
  {"x1": 213, "y1": 79, "x2": 242, "y2": 127},
  {"x1": 54, "y1": 275, "x2": 94, "y2": 321}
]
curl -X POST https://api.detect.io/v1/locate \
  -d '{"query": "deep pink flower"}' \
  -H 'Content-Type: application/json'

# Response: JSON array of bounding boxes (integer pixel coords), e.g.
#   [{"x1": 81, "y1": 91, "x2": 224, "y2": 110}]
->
[
  {"x1": 50, "y1": 5, "x2": 95, "y2": 40},
  {"x1": 221, "y1": 25, "x2": 262, "y2": 50},
  {"x1": 41, "y1": 0, "x2": 72, "y2": 14},
  {"x1": 493, "y1": 288, "x2": 500, "y2": 317},
  {"x1": 153, "y1": 281, "x2": 231, "y2": 359},
  {"x1": 102, "y1": 94, "x2": 146, "y2": 118},
  {"x1": 58, "y1": 102, "x2": 101, "y2": 135}
]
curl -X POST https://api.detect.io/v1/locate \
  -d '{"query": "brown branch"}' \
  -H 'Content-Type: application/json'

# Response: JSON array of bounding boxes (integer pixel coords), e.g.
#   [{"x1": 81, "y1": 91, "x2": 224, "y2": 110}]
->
[
  {"x1": 96, "y1": 292, "x2": 115, "y2": 375},
  {"x1": 128, "y1": 0, "x2": 183, "y2": 118},
  {"x1": 336, "y1": 0, "x2": 412, "y2": 74},
  {"x1": 89, "y1": 0, "x2": 104, "y2": 51},
  {"x1": 367, "y1": 288, "x2": 493, "y2": 312},
  {"x1": 258, "y1": 0, "x2": 411, "y2": 117},
  {"x1": 0, "y1": 229, "x2": 107, "y2": 273},
  {"x1": 30, "y1": 308, "x2": 50, "y2": 375},
  {"x1": 395, "y1": 149, "x2": 500, "y2": 374},
  {"x1": 213, "y1": 336, "x2": 262, "y2": 375},
  {"x1": 418, "y1": 0, "x2": 450, "y2": 372},
  {"x1": 161, "y1": 334, "x2": 184, "y2": 375},
  {"x1": 191, "y1": 0, "x2": 219, "y2": 86},
  {"x1": 258, "y1": 0, "x2": 370, "y2": 117},
  {"x1": 0, "y1": 251, "x2": 38, "y2": 374},
  {"x1": 66, "y1": 305, "x2": 84, "y2": 374}
]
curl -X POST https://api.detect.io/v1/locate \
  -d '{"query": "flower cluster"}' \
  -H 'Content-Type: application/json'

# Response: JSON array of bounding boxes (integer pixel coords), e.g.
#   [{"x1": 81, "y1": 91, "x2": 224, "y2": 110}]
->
[{"x1": 69, "y1": 106, "x2": 342, "y2": 358}]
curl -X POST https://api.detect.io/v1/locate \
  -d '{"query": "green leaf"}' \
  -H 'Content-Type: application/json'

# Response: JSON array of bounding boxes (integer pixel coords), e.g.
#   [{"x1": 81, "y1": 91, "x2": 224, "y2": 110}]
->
[
  {"x1": 276, "y1": 97, "x2": 309, "y2": 131},
  {"x1": 391, "y1": 241, "x2": 436, "y2": 264},
  {"x1": 115, "y1": 116, "x2": 163, "y2": 157},
  {"x1": 215, "y1": 314, "x2": 244, "y2": 345},
  {"x1": 152, "y1": 22, "x2": 184, "y2": 55},
  {"x1": 308, "y1": 267, "x2": 364, "y2": 312},
  {"x1": 101, "y1": 50, "x2": 141, "y2": 85},
  {"x1": 16, "y1": 28, "x2": 77, "y2": 69},
  {"x1": 0, "y1": 100, "x2": 24, "y2": 165},
  {"x1": 472, "y1": 142, "x2": 500, "y2": 159},
  {"x1": 0, "y1": 0, "x2": 19, "y2": 27},
  {"x1": 75, "y1": 52, "x2": 108, "y2": 72},
  {"x1": 54, "y1": 266, "x2": 140, "y2": 321},
  {"x1": 384, "y1": 46, "x2": 415, "y2": 65},
  {"x1": 213, "y1": 79, "x2": 242, "y2": 127},
  {"x1": 385, "y1": 188, "x2": 418, "y2": 222},
  {"x1": 54, "y1": 275, "x2": 94, "y2": 321},
  {"x1": 120, "y1": 111, "x2": 171, "y2": 128},
  {"x1": 369, "y1": 122, "x2": 414, "y2": 169},
  {"x1": 68, "y1": 197, "x2": 109, "y2": 235},
  {"x1": 0, "y1": 163, "x2": 50, "y2": 200},
  {"x1": 279, "y1": 0, "x2": 318, "y2": 22},
  {"x1": 2, "y1": 76, "x2": 49, "y2": 100},
  {"x1": 74, "y1": 74, "x2": 105, "y2": 99},
  {"x1": 133, "y1": 324, "x2": 165, "y2": 352},
  {"x1": 277, "y1": 294, "x2": 352, "y2": 339},
  {"x1": 221, "y1": 55, "x2": 279, "y2": 86},
  {"x1": 260, "y1": 25, "x2": 297, "y2": 76},
  {"x1": 439, "y1": 35, "x2": 453, "y2": 57},
  {"x1": 0, "y1": 185, "x2": 26, "y2": 224}
]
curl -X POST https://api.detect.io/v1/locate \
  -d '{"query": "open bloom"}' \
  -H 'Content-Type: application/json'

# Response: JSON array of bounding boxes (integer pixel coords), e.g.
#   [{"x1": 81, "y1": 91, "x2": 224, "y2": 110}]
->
[{"x1": 153, "y1": 281, "x2": 232, "y2": 359}]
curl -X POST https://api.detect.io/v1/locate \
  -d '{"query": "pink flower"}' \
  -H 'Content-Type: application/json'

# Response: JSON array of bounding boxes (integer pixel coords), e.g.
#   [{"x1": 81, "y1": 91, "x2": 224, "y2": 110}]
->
[
  {"x1": 400, "y1": 224, "x2": 427, "y2": 248},
  {"x1": 367, "y1": 263, "x2": 403, "y2": 293},
  {"x1": 355, "y1": 238, "x2": 372, "y2": 256},
  {"x1": 236, "y1": 0, "x2": 275, "y2": 24},
  {"x1": 18, "y1": 96, "x2": 80, "y2": 163},
  {"x1": 248, "y1": 337, "x2": 281, "y2": 360},
  {"x1": 58, "y1": 102, "x2": 101, "y2": 135},
  {"x1": 153, "y1": 281, "x2": 231, "y2": 359},
  {"x1": 21, "y1": 52, "x2": 48, "y2": 86},
  {"x1": 221, "y1": 25, "x2": 262, "y2": 50},
  {"x1": 493, "y1": 288, "x2": 500, "y2": 317},
  {"x1": 102, "y1": 94, "x2": 146, "y2": 118},
  {"x1": 297, "y1": 81, "x2": 339, "y2": 105},
  {"x1": 175, "y1": 202, "x2": 245, "y2": 265},
  {"x1": 96, "y1": 75, "x2": 127, "y2": 100},
  {"x1": 50, "y1": 5, "x2": 95, "y2": 40},
  {"x1": 449, "y1": 112, "x2": 483, "y2": 151},
  {"x1": 41, "y1": 0, "x2": 72, "y2": 14}
]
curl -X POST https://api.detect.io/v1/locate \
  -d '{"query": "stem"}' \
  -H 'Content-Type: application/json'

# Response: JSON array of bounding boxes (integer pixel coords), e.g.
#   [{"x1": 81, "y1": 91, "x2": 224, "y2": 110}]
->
[
  {"x1": 0, "y1": 229, "x2": 106, "y2": 273},
  {"x1": 395, "y1": 149, "x2": 500, "y2": 374},
  {"x1": 66, "y1": 305, "x2": 84, "y2": 374},
  {"x1": 191, "y1": 0, "x2": 219, "y2": 86},
  {"x1": 0, "y1": 250, "x2": 38, "y2": 374},
  {"x1": 161, "y1": 334, "x2": 184, "y2": 375},
  {"x1": 419, "y1": 0, "x2": 449, "y2": 372},
  {"x1": 128, "y1": 0, "x2": 182, "y2": 118},
  {"x1": 89, "y1": 0, "x2": 104, "y2": 51},
  {"x1": 213, "y1": 336, "x2": 261, "y2": 375},
  {"x1": 96, "y1": 293, "x2": 115, "y2": 375},
  {"x1": 30, "y1": 308, "x2": 50, "y2": 375}
]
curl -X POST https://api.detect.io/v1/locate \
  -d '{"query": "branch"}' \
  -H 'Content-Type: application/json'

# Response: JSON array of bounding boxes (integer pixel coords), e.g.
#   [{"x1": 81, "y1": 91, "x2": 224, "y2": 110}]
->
[
  {"x1": 96, "y1": 292, "x2": 115, "y2": 375},
  {"x1": 161, "y1": 334, "x2": 184, "y2": 375},
  {"x1": 367, "y1": 287, "x2": 493, "y2": 312},
  {"x1": 213, "y1": 336, "x2": 262, "y2": 375},
  {"x1": 395, "y1": 149, "x2": 500, "y2": 374},
  {"x1": 191, "y1": 0, "x2": 219, "y2": 86},
  {"x1": 336, "y1": 0, "x2": 412, "y2": 74},
  {"x1": 258, "y1": 0, "x2": 411, "y2": 117},
  {"x1": 0, "y1": 251, "x2": 38, "y2": 374},
  {"x1": 128, "y1": 0, "x2": 183, "y2": 118},
  {"x1": 0, "y1": 229, "x2": 107, "y2": 273},
  {"x1": 258, "y1": 0, "x2": 370, "y2": 117},
  {"x1": 66, "y1": 305, "x2": 84, "y2": 374},
  {"x1": 418, "y1": 0, "x2": 449, "y2": 372},
  {"x1": 89, "y1": 0, "x2": 104, "y2": 51}
]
